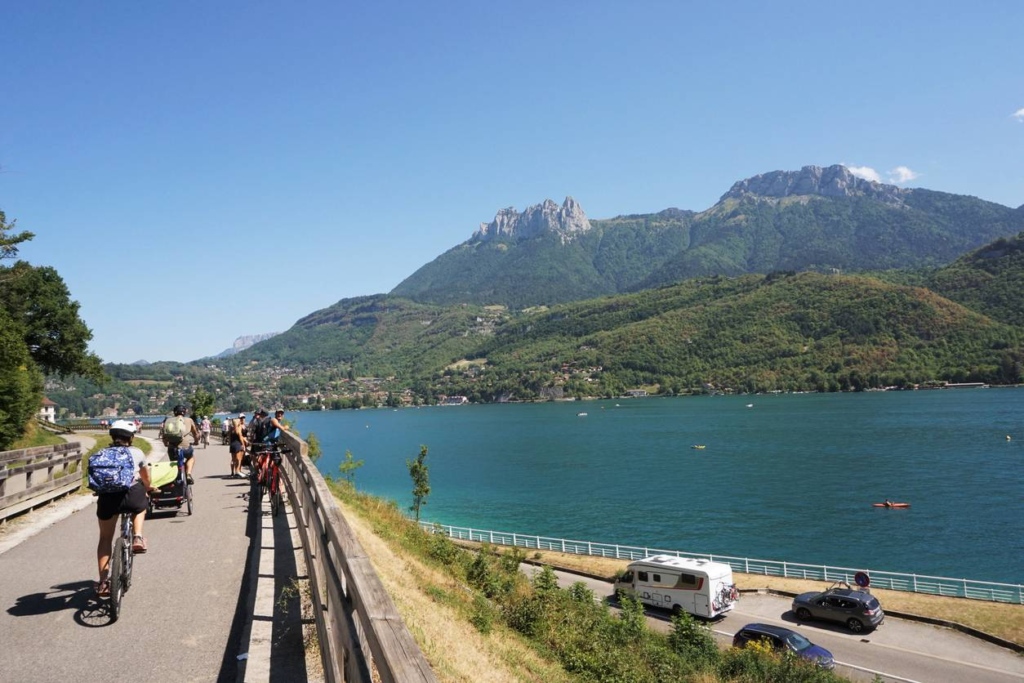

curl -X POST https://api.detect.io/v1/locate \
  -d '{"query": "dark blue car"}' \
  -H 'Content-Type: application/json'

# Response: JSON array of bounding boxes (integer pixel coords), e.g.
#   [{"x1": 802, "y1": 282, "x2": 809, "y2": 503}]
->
[{"x1": 732, "y1": 623, "x2": 835, "y2": 670}]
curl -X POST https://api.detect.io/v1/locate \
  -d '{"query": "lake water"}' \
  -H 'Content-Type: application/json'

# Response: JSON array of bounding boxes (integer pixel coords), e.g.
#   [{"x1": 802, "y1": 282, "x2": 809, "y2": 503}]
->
[{"x1": 289, "y1": 390, "x2": 1024, "y2": 585}]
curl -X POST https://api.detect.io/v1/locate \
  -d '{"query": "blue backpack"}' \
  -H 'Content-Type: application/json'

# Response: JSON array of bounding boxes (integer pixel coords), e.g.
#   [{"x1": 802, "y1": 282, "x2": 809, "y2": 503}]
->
[{"x1": 88, "y1": 446, "x2": 136, "y2": 493}]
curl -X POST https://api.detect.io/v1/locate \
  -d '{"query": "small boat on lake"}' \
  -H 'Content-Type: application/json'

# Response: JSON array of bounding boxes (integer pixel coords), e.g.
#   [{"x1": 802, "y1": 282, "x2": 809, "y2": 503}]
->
[
  {"x1": 691, "y1": 444, "x2": 706, "y2": 450},
  {"x1": 577, "y1": 412, "x2": 587, "y2": 417},
  {"x1": 873, "y1": 501, "x2": 910, "y2": 508}
]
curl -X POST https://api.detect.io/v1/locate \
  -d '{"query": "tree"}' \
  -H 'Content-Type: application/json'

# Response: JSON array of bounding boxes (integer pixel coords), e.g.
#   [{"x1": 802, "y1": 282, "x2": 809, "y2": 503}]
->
[
  {"x1": 190, "y1": 387, "x2": 216, "y2": 420},
  {"x1": 0, "y1": 261, "x2": 103, "y2": 380},
  {"x1": 337, "y1": 449, "x2": 364, "y2": 485},
  {"x1": 0, "y1": 308, "x2": 44, "y2": 449},
  {"x1": 306, "y1": 432, "x2": 322, "y2": 462},
  {"x1": 0, "y1": 210, "x2": 33, "y2": 262},
  {"x1": 407, "y1": 445, "x2": 430, "y2": 522}
]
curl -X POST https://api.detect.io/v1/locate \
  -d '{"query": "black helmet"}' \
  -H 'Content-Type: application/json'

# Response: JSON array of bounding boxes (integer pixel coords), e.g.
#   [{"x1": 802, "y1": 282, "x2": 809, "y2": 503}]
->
[{"x1": 173, "y1": 404, "x2": 187, "y2": 416}]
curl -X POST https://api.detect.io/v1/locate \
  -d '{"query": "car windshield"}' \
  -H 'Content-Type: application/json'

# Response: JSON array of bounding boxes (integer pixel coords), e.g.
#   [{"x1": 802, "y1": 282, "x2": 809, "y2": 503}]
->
[
  {"x1": 866, "y1": 597, "x2": 880, "y2": 609},
  {"x1": 785, "y1": 632, "x2": 813, "y2": 652}
]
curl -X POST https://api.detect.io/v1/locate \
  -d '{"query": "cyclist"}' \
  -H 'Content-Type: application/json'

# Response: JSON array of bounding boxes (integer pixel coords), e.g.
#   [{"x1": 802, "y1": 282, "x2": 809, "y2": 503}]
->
[
  {"x1": 94, "y1": 420, "x2": 153, "y2": 597},
  {"x1": 158, "y1": 404, "x2": 201, "y2": 484},
  {"x1": 228, "y1": 413, "x2": 249, "y2": 478}
]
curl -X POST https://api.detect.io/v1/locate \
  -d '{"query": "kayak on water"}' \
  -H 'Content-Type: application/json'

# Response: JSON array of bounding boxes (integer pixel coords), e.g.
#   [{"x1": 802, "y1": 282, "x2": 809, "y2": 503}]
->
[{"x1": 873, "y1": 502, "x2": 910, "y2": 508}]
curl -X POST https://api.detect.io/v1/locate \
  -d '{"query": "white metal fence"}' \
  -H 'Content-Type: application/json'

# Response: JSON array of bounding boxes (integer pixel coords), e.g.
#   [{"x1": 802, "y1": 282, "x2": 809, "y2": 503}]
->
[{"x1": 421, "y1": 522, "x2": 1024, "y2": 605}]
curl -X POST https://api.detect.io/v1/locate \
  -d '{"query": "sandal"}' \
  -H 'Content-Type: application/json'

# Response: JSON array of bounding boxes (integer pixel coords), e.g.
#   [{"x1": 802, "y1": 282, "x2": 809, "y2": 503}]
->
[
  {"x1": 96, "y1": 580, "x2": 111, "y2": 597},
  {"x1": 132, "y1": 535, "x2": 147, "y2": 553}
]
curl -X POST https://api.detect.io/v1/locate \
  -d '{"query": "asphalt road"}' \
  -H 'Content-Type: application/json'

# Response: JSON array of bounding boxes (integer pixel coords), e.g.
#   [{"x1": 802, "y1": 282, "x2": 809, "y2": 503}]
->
[
  {"x1": 533, "y1": 567, "x2": 1024, "y2": 683},
  {"x1": 0, "y1": 438, "x2": 255, "y2": 683}
]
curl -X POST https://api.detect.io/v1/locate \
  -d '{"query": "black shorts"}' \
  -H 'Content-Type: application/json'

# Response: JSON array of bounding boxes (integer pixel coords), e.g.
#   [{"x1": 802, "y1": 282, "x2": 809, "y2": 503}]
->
[
  {"x1": 229, "y1": 440, "x2": 245, "y2": 454},
  {"x1": 96, "y1": 482, "x2": 149, "y2": 520},
  {"x1": 167, "y1": 444, "x2": 195, "y2": 461}
]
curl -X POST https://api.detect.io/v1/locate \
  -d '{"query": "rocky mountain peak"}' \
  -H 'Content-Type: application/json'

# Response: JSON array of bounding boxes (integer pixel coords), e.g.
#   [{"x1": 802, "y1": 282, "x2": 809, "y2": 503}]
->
[
  {"x1": 721, "y1": 165, "x2": 909, "y2": 205},
  {"x1": 473, "y1": 197, "x2": 591, "y2": 244}
]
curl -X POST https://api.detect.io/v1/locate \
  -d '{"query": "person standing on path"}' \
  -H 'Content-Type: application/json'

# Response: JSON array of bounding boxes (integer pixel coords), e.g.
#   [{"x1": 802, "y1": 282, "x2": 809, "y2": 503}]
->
[
  {"x1": 158, "y1": 404, "x2": 200, "y2": 484},
  {"x1": 200, "y1": 416, "x2": 211, "y2": 448},
  {"x1": 228, "y1": 413, "x2": 249, "y2": 478}
]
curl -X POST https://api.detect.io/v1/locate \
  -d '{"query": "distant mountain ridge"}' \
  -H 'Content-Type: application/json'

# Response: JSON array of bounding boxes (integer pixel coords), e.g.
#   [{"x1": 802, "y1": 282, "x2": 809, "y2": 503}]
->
[
  {"x1": 721, "y1": 164, "x2": 908, "y2": 204},
  {"x1": 391, "y1": 164, "x2": 1024, "y2": 307},
  {"x1": 473, "y1": 197, "x2": 591, "y2": 244},
  {"x1": 214, "y1": 332, "x2": 281, "y2": 358}
]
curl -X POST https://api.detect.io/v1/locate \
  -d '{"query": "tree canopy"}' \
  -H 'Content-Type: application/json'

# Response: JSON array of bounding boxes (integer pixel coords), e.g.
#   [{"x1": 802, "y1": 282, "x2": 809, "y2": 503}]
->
[{"x1": 0, "y1": 209, "x2": 103, "y2": 449}]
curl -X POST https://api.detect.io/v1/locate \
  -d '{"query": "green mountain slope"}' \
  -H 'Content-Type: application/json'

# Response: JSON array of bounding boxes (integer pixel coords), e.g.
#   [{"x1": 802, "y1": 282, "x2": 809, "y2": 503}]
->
[
  {"x1": 392, "y1": 209, "x2": 695, "y2": 307},
  {"x1": 238, "y1": 273, "x2": 1022, "y2": 400},
  {"x1": 925, "y1": 232, "x2": 1024, "y2": 327}
]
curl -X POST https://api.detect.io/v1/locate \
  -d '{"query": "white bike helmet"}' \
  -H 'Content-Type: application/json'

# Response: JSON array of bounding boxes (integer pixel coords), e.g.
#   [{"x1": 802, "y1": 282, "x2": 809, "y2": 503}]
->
[{"x1": 109, "y1": 419, "x2": 137, "y2": 436}]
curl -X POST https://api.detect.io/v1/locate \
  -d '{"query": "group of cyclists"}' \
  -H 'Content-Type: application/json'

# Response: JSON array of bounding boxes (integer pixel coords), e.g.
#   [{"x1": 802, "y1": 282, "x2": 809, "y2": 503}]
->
[{"x1": 89, "y1": 406, "x2": 287, "y2": 600}]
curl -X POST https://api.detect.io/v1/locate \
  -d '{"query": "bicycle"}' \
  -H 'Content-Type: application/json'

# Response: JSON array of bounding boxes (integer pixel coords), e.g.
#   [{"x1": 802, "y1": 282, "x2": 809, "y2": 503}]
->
[
  {"x1": 251, "y1": 443, "x2": 289, "y2": 517},
  {"x1": 107, "y1": 509, "x2": 135, "y2": 621}
]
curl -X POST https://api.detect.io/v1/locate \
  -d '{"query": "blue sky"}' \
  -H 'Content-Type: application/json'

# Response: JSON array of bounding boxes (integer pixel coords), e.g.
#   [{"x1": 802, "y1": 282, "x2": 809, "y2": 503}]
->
[{"x1": 3, "y1": 2, "x2": 1022, "y2": 364}]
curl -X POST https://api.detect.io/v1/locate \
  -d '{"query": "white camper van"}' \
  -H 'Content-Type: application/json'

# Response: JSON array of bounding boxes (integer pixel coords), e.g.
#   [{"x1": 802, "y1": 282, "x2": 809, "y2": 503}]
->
[{"x1": 614, "y1": 555, "x2": 738, "y2": 618}]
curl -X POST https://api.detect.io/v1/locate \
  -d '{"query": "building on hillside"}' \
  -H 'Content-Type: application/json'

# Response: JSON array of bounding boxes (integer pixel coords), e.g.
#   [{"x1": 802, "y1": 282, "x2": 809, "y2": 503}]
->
[{"x1": 39, "y1": 397, "x2": 57, "y2": 423}]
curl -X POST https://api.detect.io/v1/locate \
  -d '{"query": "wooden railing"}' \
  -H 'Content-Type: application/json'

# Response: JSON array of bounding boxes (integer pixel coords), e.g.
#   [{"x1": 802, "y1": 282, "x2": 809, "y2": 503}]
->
[
  {"x1": 0, "y1": 442, "x2": 83, "y2": 522},
  {"x1": 277, "y1": 431, "x2": 437, "y2": 683}
]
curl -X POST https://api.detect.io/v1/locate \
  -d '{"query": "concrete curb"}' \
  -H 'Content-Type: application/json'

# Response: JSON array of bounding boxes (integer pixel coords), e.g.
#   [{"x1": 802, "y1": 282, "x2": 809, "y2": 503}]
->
[{"x1": 234, "y1": 480, "x2": 263, "y2": 683}]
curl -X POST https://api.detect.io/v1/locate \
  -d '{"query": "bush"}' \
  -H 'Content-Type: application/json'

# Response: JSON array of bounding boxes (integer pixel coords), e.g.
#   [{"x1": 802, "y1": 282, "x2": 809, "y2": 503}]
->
[{"x1": 668, "y1": 610, "x2": 720, "y2": 668}]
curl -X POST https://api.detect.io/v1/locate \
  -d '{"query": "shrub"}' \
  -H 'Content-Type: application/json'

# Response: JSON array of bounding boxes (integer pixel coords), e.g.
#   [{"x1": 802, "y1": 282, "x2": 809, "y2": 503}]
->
[{"x1": 668, "y1": 610, "x2": 720, "y2": 668}]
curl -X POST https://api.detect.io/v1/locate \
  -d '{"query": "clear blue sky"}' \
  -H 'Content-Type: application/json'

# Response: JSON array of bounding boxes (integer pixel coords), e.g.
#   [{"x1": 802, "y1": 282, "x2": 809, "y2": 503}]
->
[{"x1": 3, "y1": 1, "x2": 1022, "y2": 364}]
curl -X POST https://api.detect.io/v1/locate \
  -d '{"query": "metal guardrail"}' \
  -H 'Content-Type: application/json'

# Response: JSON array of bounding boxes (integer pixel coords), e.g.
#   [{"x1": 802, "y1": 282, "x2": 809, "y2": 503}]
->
[
  {"x1": 278, "y1": 432, "x2": 438, "y2": 683},
  {"x1": 422, "y1": 522, "x2": 1024, "y2": 605}
]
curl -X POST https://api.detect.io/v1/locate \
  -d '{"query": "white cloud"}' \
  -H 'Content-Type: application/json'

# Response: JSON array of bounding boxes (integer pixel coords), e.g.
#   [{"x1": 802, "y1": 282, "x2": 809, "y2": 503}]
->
[
  {"x1": 846, "y1": 165, "x2": 882, "y2": 182},
  {"x1": 1013, "y1": 108, "x2": 1024, "y2": 122},
  {"x1": 887, "y1": 166, "x2": 920, "y2": 184}
]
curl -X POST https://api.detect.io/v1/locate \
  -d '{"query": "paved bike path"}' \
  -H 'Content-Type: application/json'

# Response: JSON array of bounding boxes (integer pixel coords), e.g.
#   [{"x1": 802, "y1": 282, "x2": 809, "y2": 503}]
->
[{"x1": 0, "y1": 437, "x2": 258, "y2": 682}]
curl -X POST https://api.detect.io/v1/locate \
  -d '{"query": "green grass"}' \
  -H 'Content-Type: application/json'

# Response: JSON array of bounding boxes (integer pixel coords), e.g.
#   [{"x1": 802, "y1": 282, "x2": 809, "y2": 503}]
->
[{"x1": 9, "y1": 423, "x2": 67, "y2": 450}]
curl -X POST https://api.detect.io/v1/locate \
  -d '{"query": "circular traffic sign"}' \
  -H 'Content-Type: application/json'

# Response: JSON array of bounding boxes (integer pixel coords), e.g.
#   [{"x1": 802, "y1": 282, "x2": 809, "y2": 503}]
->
[{"x1": 854, "y1": 571, "x2": 870, "y2": 588}]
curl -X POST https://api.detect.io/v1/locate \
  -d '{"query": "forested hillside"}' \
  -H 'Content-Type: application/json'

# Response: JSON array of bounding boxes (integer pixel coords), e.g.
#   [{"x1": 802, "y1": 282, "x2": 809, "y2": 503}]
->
[
  {"x1": 927, "y1": 232, "x2": 1024, "y2": 327},
  {"x1": 219, "y1": 272, "x2": 1023, "y2": 404}
]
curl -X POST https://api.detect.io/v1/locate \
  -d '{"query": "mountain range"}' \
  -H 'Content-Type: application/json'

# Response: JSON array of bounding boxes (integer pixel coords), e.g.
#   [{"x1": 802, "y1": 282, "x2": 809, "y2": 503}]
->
[
  {"x1": 391, "y1": 164, "x2": 1024, "y2": 308},
  {"x1": 205, "y1": 165, "x2": 1024, "y2": 398}
]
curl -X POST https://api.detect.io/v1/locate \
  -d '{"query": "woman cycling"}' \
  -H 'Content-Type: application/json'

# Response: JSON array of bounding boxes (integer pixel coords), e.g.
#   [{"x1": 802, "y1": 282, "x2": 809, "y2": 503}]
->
[{"x1": 93, "y1": 420, "x2": 153, "y2": 596}]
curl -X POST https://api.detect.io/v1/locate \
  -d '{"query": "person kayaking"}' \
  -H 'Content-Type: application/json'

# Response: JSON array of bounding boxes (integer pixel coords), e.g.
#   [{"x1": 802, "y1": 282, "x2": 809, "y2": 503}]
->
[{"x1": 884, "y1": 498, "x2": 893, "y2": 508}]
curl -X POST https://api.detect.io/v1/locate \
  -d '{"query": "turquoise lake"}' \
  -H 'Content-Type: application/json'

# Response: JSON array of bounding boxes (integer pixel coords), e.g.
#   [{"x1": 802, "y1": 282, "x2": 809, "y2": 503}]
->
[{"x1": 289, "y1": 390, "x2": 1023, "y2": 585}]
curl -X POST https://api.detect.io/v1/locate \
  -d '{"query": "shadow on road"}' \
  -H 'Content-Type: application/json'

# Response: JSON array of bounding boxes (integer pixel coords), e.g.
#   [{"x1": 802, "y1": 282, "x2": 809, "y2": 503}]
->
[{"x1": 7, "y1": 579, "x2": 117, "y2": 627}]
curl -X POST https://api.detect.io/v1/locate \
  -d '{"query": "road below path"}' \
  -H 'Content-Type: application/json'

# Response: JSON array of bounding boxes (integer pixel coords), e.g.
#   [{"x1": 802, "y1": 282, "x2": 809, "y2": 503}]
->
[{"x1": 526, "y1": 566, "x2": 1024, "y2": 683}]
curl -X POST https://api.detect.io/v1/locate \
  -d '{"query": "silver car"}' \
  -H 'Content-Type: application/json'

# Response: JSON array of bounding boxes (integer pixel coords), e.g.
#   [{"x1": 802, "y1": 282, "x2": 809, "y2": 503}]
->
[{"x1": 792, "y1": 587, "x2": 884, "y2": 633}]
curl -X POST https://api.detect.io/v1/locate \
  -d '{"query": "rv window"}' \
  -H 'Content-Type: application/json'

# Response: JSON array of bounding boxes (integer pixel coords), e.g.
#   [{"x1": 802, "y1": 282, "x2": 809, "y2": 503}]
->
[
  {"x1": 638, "y1": 571, "x2": 649, "y2": 582},
  {"x1": 620, "y1": 571, "x2": 634, "y2": 583},
  {"x1": 676, "y1": 573, "x2": 698, "y2": 588},
  {"x1": 652, "y1": 573, "x2": 662, "y2": 584}
]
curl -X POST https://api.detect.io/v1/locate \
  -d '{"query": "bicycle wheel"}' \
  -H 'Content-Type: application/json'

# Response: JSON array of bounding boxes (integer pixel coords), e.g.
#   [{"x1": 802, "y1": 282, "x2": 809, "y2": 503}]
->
[
  {"x1": 269, "y1": 469, "x2": 281, "y2": 517},
  {"x1": 109, "y1": 536, "x2": 125, "y2": 621},
  {"x1": 186, "y1": 480, "x2": 194, "y2": 515},
  {"x1": 259, "y1": 464, "x2": 269, "y2": 501}
]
